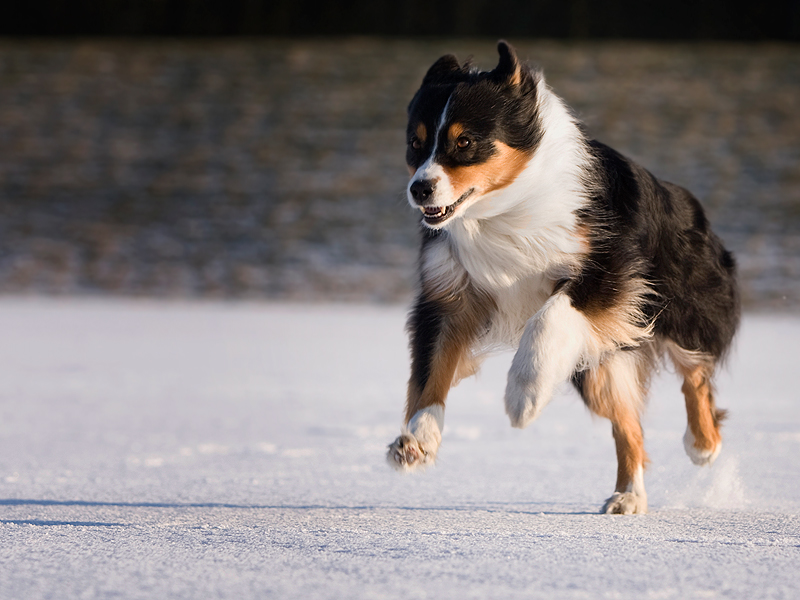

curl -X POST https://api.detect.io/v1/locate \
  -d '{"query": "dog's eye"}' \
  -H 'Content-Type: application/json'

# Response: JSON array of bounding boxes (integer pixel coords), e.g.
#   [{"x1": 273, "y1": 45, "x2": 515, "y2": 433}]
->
[
  {"x1": 456, "y1": 136, "x2": 471, "y2": 150},
  {"x1": 410, "y1": 137, "x2": 422, "y2": 150}
]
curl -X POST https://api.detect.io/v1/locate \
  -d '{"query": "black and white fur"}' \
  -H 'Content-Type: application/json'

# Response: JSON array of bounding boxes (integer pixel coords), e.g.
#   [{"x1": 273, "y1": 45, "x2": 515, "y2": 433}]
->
[{"x1": 386, "y1": 42, "x2": 739, "y2": 514}]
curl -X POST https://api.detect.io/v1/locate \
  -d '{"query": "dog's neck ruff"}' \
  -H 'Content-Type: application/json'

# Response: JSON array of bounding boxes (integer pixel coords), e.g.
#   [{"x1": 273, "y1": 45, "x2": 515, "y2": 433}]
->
[{"x1": 440, "y1": 84, "x2": 592, "y2": 293}]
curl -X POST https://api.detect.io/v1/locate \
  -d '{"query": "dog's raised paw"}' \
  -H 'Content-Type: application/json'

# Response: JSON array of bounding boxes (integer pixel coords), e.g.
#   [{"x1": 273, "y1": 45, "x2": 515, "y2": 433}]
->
[
  {"x1": 684, "y1": 427, "x2": 722, "y2": 466},
  {"x1": 386, "y1": 433, "x2": 434, "y2": 472},
  {"x1": 602, "y1": 492, "x2": 648, "y2": 515},
  {"x1": 504, "y1": 374, "x2": 542, "y2": 429}
]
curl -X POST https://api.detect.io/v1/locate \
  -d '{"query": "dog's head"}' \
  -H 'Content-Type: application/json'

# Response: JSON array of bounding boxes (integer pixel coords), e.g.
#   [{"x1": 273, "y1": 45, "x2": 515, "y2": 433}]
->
[{"x1": 406, "y1": 41, "x2": 543, "y2": 228}]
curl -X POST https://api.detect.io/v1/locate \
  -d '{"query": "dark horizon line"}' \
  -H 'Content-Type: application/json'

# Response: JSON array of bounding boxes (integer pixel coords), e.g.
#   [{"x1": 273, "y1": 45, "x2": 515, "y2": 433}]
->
[{"x1": 2, "y1": 0, "x2": 798, "y2": 41}]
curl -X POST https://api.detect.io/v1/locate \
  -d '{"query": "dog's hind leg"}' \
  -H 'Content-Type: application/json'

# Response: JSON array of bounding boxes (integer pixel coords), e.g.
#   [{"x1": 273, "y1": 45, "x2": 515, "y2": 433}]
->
[
  {"x1": 575, "y1": 349, "x2": 651, "y2": 514},
  {"x1": 668, "y1": 347, "x2": 725, "y2": 466}
]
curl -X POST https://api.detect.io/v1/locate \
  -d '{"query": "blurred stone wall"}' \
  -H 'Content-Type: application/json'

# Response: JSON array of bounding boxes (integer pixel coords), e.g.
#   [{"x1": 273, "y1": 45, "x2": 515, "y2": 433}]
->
[{"x1": 0, "y1": 39, "x2": 798, "y2": 308}]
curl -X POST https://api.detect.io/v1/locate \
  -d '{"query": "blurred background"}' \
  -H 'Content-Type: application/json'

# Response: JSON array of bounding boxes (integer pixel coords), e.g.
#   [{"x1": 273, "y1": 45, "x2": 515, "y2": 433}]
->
[{"x1": 1, "y1": 1, "x2": 798, "y2": 308}]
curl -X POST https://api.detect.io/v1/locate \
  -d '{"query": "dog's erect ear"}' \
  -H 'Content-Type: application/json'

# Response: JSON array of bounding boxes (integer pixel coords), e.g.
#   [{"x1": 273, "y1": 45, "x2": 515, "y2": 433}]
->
[
  {"x1": 422, "y1": 54, "x2": 462, "y2": 85},
  {"x1": 492, "y1": 40, "x2": 522, "y2": 86}
]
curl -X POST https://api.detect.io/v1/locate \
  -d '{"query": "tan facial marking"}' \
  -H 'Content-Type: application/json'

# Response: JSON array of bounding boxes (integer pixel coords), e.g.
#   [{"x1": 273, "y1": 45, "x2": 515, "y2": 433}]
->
[
  {"x1": 407, "y1": 123, "x2": 428, "y2": 175},
  {"x1": 415, "y1": 122, "x2": 427, "y2": 144},
  {"x1": 441, "y1": 142, "x2": 531, "y2": 201},
  {"x1": 447, "y1": 122, "x2": 465, "y2": 144}
]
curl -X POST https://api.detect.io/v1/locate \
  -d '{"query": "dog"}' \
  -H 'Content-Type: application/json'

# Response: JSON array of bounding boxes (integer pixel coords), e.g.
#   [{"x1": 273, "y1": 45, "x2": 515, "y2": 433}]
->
[{"x1": 386, "y1": 41, "x2": 739, "y2": 514}]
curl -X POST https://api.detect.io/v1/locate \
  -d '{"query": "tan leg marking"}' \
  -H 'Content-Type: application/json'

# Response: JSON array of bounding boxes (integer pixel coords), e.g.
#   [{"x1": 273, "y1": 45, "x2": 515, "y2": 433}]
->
[
  {"x1": 677, "y1": 363, "x2": 726, "y2": 465},
  {"x1": 667, "y1": 343, "x2": 725, "y2": 466},
  {"x1": 404, "y1": 283, "x2": 494, "y2": 423},
  {"x1": 581, "y1": 350, "x2": 651, "y2": 514},
  {"x1": 683, "y1": 366, "x2": 721, "y2": 450},
  {"x1": 388, "y1": 281, "x2": 495, "y2": 472}
]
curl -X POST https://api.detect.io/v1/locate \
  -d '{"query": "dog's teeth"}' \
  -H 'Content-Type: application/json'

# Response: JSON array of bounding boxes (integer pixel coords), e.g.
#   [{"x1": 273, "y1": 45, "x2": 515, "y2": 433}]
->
[{"x1": 422, "y1": 207, "x2": 446, "y2": 218}]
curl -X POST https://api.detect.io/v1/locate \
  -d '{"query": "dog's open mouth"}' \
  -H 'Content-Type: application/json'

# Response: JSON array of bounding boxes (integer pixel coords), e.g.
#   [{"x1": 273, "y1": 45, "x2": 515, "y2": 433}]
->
[{"x1": 419, "y1": 188, "x2": 474, "y2": 225}]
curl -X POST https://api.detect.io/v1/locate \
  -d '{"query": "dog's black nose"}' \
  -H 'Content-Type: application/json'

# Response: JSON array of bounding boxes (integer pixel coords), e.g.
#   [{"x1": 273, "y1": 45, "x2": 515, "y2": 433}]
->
[{"x1": 410, "y1": 180, "x2": 435, "y2": 203}]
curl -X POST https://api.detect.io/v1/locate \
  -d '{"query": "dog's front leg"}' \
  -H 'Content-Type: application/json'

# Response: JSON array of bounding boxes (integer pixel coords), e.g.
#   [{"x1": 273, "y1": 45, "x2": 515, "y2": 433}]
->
[
  {"x1": 505, "y1": 294, "x2": 592, "y2": 428},
  {"x1": 388, "y1": 289, "x2": 491, "y2": 472}
]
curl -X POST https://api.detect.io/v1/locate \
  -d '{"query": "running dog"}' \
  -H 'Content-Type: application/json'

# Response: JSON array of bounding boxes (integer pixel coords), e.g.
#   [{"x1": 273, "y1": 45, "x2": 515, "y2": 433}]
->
[{"x1": 386, "y1": 41, "x2": 739, "y2": 514}]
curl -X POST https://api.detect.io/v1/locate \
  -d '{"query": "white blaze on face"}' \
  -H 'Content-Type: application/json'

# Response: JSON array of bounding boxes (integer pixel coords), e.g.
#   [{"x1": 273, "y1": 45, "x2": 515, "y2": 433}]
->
[
  {"x1": 407, "y1": 95, "x2": 454, "y2": 211},
  {"x1": 407, "y1": 160, "x2": 452, "y2": 208}
]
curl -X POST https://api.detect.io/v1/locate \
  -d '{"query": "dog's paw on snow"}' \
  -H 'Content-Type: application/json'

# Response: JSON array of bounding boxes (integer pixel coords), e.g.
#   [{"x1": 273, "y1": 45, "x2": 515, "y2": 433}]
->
[
  {"x1": 602, "y1": 491, "x2": 648, "y2": 515},
  {"x1": 386, "y1": 432, "x2": 435, "y2": 472},
  {"x1": 387, "y1": 406, "x2": 443, "y2": 472}
]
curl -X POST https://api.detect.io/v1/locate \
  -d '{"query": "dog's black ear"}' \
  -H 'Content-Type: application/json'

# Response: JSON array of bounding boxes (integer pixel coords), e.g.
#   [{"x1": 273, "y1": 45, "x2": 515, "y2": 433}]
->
[
  {"x1": 492, "y1": 40, "x2": 522, "y2": 86},
  {"x1": 422, "y1": 54, "x2": 462, "y2": 85}
]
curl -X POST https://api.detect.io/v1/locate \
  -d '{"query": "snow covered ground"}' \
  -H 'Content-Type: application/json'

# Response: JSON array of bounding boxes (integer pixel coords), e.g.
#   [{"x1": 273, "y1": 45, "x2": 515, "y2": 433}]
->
[{"x1": 0, "y1": 298, "x2": 798, "y2": 599}]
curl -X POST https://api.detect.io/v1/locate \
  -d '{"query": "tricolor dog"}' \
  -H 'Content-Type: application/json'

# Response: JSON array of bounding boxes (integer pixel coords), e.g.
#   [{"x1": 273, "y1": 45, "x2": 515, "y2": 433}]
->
[{"x1": 387, "y1": 41, "x2": 739, "y2": 514}]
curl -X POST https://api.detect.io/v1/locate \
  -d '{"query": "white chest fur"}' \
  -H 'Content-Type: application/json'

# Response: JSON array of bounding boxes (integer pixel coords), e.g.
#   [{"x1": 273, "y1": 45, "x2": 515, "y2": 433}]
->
[
  {"x1": 418, "y1": 83, "x2": 593, "y2": 351},
  {"x1": 420, "y1": 230, "x2": 562, "y2": 353}
]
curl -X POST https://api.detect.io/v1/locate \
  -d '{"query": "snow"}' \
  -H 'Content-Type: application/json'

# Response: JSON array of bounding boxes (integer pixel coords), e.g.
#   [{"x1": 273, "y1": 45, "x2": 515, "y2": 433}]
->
[{"x1": 0, "y1": 298, "x2": 798, "y2": 599}]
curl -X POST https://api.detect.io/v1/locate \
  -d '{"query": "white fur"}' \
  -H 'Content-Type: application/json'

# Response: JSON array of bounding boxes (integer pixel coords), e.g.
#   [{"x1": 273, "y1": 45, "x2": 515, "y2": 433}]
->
[
  {"x1": 419, "y1": 237, "x2": 467, "y2": 297},
  {"x1": 602, "y1": 465, "x2": 648, "y2": 514},
  {"x1": 504, "y1": 293, "x2": 596, "y2": 428},
  {"x1": 407, "y1": 96, "x2": 453, "y2": 210},
  {"x1": 459, "y1": 84, "x2": 591, "y2": 231},
  {"x1": 455, "y1": 85, "x2": 588, "y2": 292},
  {"x1": 408, "y1": 159, "x2": 450, "y2": 207},
  {"x1": 684, "y1": 426, "x2": 722, "y2": 466},
  {"x1": 386, "y1": 405, "x2": 444, "y2": 473},
  {"x1": 599, "y1": 349, "x2": 648, "y2": 412},
  {"x1": 410, "y1": 80, "x2": 591, "y2": 253},
  {"x1": 418, "y1": 80, "x2": 592, "y2": 360},
  {"x1": 408, "y1": 404, "x2": 445, "y2": 447}
]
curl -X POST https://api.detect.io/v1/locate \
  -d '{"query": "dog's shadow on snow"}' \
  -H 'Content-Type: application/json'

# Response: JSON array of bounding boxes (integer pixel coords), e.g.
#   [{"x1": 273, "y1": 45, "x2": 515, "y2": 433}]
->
[{"x1": 0, "y1": 498, "x2": 599, "y2": 517}]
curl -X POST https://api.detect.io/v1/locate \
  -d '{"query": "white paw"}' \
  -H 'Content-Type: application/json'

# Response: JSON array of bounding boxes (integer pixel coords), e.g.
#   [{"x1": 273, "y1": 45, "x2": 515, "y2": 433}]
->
[
  {"x1": 684, "y1": 427, "x2": 722, "y2": 466},
  {"x1": 386, "y1": 406, "x2": 443, "y2": 473},
  {"x1": 602, "y1": 492, "x2": 648, "y2": 515},
  {"x1": 504, "y1": 371, "x2": 545, "y2": 429},
  {"x1": 386, "y1": 432, "x2": 436, "y2": 472}
]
